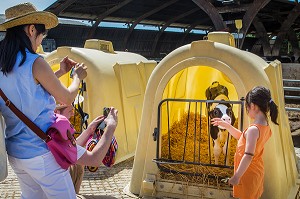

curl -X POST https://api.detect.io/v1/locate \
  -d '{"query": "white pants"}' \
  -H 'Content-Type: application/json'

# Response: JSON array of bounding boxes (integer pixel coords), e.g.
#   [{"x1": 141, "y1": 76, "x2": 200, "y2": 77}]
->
[{"x1": 8, "y1": 145, "x2": 86, "y2": 199}]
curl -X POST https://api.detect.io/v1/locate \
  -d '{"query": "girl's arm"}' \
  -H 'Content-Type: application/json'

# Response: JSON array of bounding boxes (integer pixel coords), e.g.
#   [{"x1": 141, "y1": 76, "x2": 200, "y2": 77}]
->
[
  {"x1": 33, "y1": 57, "x2": 87, "y2": 105},
  {"x1": 76, "y1": 115, "x2": 105, "y2": 146},
  {"x1": 77, "y1": 107, "x2": 118, "y2": 167},
  {"x1": 229, "y1": 126, "x2": 259, "y2": 185},
  {"x1": 211, "y1": 118, "x2": 242, "y2": 139}
]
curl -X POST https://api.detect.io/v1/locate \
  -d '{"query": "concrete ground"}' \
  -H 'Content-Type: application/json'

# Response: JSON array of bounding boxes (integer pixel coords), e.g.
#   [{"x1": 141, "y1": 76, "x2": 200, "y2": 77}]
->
[
  {"x1": 1, "y1": 150, "x2": 300, "y2": 199},
  {"x1": 0, "y1": 157, "x2": 135, "y2": 199}
]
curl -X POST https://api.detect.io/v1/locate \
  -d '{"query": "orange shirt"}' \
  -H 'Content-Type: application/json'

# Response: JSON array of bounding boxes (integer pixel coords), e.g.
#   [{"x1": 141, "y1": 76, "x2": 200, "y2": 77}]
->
[{"x1": 233, "y1": 124, "x2": 272, "y2": 199}]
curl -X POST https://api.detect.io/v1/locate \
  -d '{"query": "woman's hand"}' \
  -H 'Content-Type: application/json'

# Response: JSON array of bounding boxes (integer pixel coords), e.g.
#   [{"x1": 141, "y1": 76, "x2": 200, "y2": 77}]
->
[
  {"x1": 59, "y1": 56, "x2": 77, "y2": 75},
  {"x1": 228, "y1": 175, "x2": 240, "y2": 186},
  {"x1": 73, "y1": 63, "x2": 87, "y2": 80},
  {"x1": 211, "y1": 118, "x2": 231, "y2": 130}
]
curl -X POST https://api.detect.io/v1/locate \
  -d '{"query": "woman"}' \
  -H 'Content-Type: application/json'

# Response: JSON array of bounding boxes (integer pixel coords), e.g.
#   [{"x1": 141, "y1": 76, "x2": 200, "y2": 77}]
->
[{"x1": 0, "y1": 3, "x2": 118, "y2": 199}]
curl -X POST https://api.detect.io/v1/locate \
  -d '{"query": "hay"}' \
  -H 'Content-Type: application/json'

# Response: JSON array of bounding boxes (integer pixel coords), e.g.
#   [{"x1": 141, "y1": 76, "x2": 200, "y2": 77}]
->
[
  {"x1": 159, "y1": 112, "x2": 239, "y2": 187},
  {"x1": 70, "y1": 111, "x2": 83, "y2": 138}
]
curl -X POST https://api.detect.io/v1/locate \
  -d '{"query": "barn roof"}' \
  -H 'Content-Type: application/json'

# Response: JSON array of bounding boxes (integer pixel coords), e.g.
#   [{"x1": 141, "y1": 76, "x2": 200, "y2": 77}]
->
[{"x1": 45, "y1": 0, "x2": 298, "y2": 35}]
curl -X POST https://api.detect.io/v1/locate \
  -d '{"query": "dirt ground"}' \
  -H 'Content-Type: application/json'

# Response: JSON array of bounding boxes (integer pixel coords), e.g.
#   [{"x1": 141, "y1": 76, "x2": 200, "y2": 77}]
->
[
  {"x1": 286, "y1": 104, "x2": 300, "y2": 147},
  {"x1": 287, "y1": 104, "x2": 300, "y2": 132}
]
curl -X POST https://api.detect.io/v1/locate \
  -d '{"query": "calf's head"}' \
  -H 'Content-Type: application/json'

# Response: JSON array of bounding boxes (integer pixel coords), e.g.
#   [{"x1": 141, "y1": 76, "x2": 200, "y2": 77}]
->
[{"x1": 209, "y1": 103, "x2": 236, "y2": 129}]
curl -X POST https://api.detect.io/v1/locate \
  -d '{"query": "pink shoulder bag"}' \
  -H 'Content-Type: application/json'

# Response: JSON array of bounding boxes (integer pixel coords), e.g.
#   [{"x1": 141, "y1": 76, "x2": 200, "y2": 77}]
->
[{"x1": 0, "y1": 89, "x2": 77, "y2": 169}]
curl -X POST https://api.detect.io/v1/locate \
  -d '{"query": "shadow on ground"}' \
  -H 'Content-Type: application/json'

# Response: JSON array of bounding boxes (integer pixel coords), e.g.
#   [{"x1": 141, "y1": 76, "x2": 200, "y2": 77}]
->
[
  {"x1": 292, "y1": 134, "x2": 300, "y2": 148},
  {"x1": 83, "y1": 157, "x2": 134, "y2": 181},
  {"x1": 82, "y1": 195, "x2": 118, "y2": 199}
]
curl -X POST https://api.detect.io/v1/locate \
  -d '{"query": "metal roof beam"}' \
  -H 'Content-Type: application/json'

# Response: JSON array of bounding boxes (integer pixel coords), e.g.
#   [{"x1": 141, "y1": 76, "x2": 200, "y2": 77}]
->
[
  {"x1": 52, "y1": 0, "x2": 78, "y2": 15},
  {"x1": 217, "y1": 4, "x2": 250, "y2": 13},
  {"x1": 87, "y1": 0, "x2": 134, "y2": 39},
  {"x1": 239, "y1": 0, "x2": 271, "y2": 48},
  {"x1": 176, "y1": 18, "x2": 211, "y2": 48},
  {"x1": 272, "y1": 3, "x2": 300, "y2": 56},
  {"x1": 192, "y1": 0, "x2": 226, "y2": 30},
  {"x1": 288, "y1": 30, "x2": 300, "y2": 59},
  {"x1": 123, "y1": 0, "x2": 180, "y2": 50},
  {"x1": 252, "y1": 17, "x2": 271, "y2": 56},
  {"x1": 151, "y1": 7, "x2": 200, "y2": 56}
]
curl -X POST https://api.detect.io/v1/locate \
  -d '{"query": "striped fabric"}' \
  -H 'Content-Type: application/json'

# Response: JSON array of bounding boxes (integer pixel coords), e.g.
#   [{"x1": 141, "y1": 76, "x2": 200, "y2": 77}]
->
[
  {"x1": 102, "y1": 135, "x2": 118, "y2": 167},
  {"x1": 86, "y1": 129, "x2": 118, "y2": 167}
]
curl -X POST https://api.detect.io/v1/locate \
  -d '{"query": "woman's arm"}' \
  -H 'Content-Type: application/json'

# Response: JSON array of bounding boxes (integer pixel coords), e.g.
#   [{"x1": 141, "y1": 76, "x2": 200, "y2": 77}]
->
[
  {"x1": 211, "y1": 118, "x2": 242, "y2": 139},
  {"x1": 229, "y1": 126, "x2": 259, "y2": 185},
  {"x1": 32, "y1": 57, "x2": 87, "y2": 105}
]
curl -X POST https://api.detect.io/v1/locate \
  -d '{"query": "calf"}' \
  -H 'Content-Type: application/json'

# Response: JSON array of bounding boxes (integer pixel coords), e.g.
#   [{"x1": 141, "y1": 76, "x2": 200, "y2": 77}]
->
[{"x1": 209, "y1": 102, "x2": 236, "y2": 165}]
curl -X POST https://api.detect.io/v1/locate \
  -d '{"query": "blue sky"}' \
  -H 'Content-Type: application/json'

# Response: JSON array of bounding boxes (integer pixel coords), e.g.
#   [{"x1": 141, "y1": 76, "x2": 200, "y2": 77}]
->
[{"x1": 0, "y1": 1, "x2": 56, "y2": 14}]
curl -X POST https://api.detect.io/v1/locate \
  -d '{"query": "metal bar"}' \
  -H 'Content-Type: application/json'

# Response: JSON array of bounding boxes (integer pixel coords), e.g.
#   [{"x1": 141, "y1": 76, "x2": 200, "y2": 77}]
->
[
  {"x1": 167, "y1": 101, "x2": 171, "y2": 159},
  {"x1": 160, "y1": 98, "x2": 243, "y2": 105},
  {"x1": 285, "y1": 107, "x2": 300, "y2": 112},
  {"x1": 153, "y1": 158, "x2": 233, "y2": 169},
  {"x1": 182, "y1": 102, "x2": 191, "y2": 161},
  {"x1": 224, "y1": 132, "x2": 230, "y2": 166},
  {"x1": 198, "y1": 102, "x2": 203, "y2": 163},
  {"x1": 157, "y1": 165, "x2": 232, "y2": 179},
  {"x1": 207, "y1": 102, "x2": 212, "y2": 164},
  {"x1": 283, "y1": 87, "x2": 300, "y2": 92},
  {"x1": 156, "y1": 98, "x2": 244, "y2": 174},
  {"x1": 156, "y1": 102, "x2": 161, "y2": 160},
  {"x1": 283, "y1": 79, "x2": 300, "y2": 83},
  {"x1": 240, "y1": 97, "x2": 245, "y2": 132},
  {"x1": 285, "y1": 95, "x2": 300, "y2": 100},
  {"x1": 193, "y1": 102, "x2": 197, "y2": 162}
]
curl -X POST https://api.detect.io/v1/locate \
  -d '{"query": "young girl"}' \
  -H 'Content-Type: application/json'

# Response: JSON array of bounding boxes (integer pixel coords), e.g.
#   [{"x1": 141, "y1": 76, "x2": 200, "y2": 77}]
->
[{"x1": 211, "y1": 86, "x2": 279, "y2": 199}]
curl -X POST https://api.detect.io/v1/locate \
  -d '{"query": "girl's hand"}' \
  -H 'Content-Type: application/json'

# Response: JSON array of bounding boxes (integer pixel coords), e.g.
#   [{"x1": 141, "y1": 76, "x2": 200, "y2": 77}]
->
[
  {"x1": 104, "y1": 107, "x2": 118, "y2": 129},
  {"x1": 73, "y1": 63, "x2": 87, "y2": 80},
  {"x1": 86, "y1": 115, "x2": 105, "y2": 136},
  {"x1": 228, "y1": 175, "x2": 240, "y2": 186},
  {"x1": 59, "y1": 56, "x2": 77, "y2": 75},
  {"x1": 211, "y1": 118, "x2": 231, "y2": 129}
]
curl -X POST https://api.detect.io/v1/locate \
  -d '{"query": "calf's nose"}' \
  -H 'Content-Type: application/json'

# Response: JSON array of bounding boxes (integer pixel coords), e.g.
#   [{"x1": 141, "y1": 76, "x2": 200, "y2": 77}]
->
[{"x1": 222, "y1": 115, "x2": 231, "y2": 124}]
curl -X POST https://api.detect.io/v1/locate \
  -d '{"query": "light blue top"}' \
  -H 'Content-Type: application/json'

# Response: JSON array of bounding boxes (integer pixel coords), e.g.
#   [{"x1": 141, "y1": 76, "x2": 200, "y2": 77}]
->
[{"x1": 0, "y1": 49, "x2": 56, "y2": 159}]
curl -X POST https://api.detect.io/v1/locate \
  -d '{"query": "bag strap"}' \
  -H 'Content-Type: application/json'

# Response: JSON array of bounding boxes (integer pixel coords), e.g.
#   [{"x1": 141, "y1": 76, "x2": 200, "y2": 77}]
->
[
  {"x1": 0, "y1": 89, "x2": 51, "y2": 143},
  {"x1": 76, "y1": 81, "x2": 88, "y2": 130}
]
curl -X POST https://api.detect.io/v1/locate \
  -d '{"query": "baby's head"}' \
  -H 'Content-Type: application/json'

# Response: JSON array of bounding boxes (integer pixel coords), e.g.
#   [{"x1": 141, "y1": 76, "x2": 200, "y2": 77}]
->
[
  {"x1": 245, "y1": 86, "x2": 279, "y2": 125},
  {"x1": 55, "y1": 104, "x2": 74, "y2": 120}
]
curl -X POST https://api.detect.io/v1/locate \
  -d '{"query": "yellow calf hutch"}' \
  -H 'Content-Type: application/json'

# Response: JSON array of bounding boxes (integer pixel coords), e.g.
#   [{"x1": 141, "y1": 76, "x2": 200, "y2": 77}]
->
[
  {"x1": 127, "y1": 33, "x2": 299, "y2": 198},
  {"x1": 45, "y1": 40, "x2": 156, "y2": 163}
]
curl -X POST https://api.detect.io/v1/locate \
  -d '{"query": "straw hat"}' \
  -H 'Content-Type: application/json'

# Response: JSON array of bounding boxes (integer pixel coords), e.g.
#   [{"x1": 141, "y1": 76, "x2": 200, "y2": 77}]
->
[{"x1": 0, "y1": 2, "x2": 58, "y2": 31}]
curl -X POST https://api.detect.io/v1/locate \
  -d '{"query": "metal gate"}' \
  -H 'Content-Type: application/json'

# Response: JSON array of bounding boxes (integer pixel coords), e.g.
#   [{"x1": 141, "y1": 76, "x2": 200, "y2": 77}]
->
[{"x1": 153, "y1": 98, "x2": 244, "y2": 178}]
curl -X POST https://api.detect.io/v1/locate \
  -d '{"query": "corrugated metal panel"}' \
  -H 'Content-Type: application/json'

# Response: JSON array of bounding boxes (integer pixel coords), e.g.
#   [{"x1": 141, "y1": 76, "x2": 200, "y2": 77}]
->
[
  {"x1": 0, "y1": 32, "x2": 5, "y2": 41},
  {"x1": 47, "y1": 24, "x2": 204, "y2": 59}
]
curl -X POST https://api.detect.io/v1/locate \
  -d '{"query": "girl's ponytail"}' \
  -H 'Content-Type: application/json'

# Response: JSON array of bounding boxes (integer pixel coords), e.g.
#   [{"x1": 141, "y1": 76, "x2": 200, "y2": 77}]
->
[{"x1": 269, "y1": 100, "x2": 279, "y2": 125}]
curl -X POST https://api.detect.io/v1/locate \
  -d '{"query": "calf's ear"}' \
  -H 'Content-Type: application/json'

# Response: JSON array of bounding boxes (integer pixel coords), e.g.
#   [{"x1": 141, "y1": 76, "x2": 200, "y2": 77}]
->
[
  {"x1": 231, "y1": 110, "x2": 236, "y2": 125},
  {"x1": 210, "y1": 125, "x2": 219, "y2": 140},
  {"x1": 209, "y1": 110, "x2": 214, "y2": 118}
]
